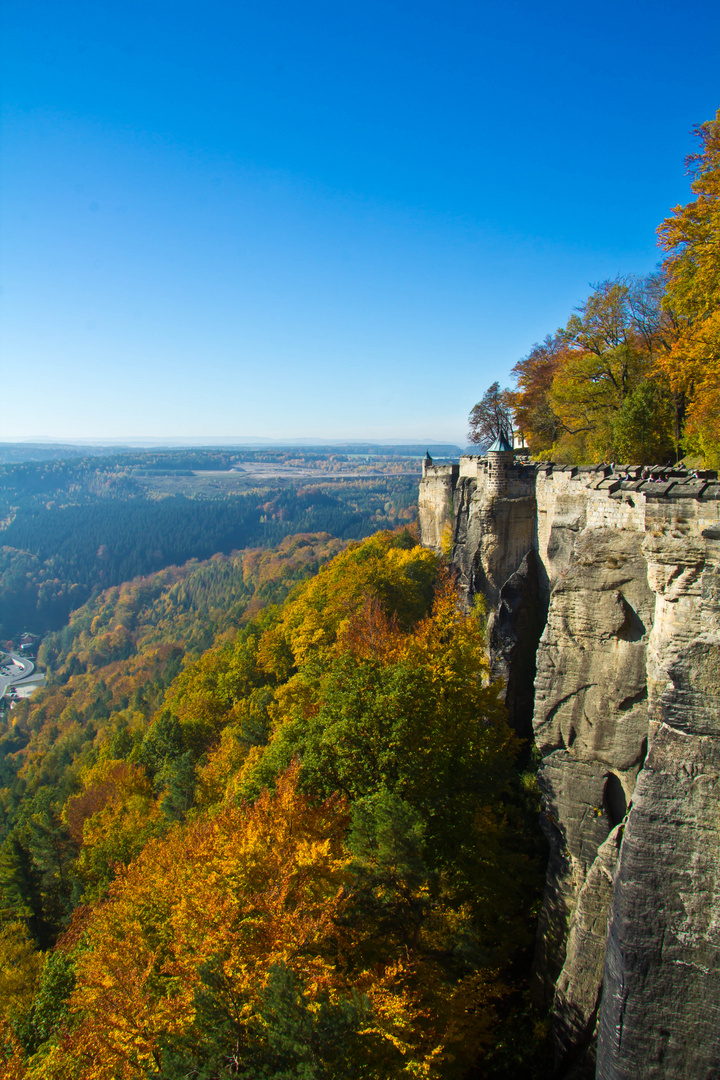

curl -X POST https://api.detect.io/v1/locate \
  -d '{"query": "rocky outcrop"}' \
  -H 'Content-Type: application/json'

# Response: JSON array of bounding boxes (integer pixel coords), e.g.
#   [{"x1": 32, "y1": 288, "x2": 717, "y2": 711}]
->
[
  {"x1": 531, "y1": 524, "x2": 654, "y2": 1068},
  {"x1": 419, "y1": 455, "x2": 541, "y2": 738},
  {"x1": 419, "y1": 457, "x2": 720, "y2": 1078},
  {"x1": 418, "y1": 463, "x2": 458, "y2": 552},
  {"x1": 596, "y1": 513, "x2": 720, "y2": 1079},
  {"x1": 419, "y1": 455, "x2": 537, "y2": 608}
]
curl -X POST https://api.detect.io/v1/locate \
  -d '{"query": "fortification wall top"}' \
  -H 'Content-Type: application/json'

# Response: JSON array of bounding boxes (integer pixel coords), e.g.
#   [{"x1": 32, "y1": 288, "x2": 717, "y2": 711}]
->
[
  {"x1": 459, "y1": 455, "x2": 484, "y2": 478},
  {"x1": 420, "y1": 458, "x2": 720, "y2": 534},
  {"x1": 422, "y1": 463, "x2": 459, "y2": 480},
  {"x1": 535, "y1": 463, "x2": 719, "y2": 501},
  {"x1": 419, "y1": 453, "x2": 720, "y2": 606}
]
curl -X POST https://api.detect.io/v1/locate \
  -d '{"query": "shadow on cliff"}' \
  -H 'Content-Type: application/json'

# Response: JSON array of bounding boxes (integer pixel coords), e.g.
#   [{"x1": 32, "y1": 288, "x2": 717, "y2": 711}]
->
[{"x1": 489, "y1": 549, "x2": 546, "y2": 749}]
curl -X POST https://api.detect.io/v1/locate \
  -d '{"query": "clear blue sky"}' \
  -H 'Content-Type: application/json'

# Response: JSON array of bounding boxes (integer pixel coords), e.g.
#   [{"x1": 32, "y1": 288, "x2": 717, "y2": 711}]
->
[{"x1": 2, "y1": 0, "x2": 719, "y2": 443}]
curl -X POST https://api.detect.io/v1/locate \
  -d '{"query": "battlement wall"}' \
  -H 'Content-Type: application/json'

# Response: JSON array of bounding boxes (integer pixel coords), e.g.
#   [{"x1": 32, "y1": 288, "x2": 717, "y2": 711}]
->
[
  {"x1": 420, "y1": 456, "x2": 720, "y2": 586},
  {"x1": 422, "y1": 463, "x2": 459, "y2": 479}
]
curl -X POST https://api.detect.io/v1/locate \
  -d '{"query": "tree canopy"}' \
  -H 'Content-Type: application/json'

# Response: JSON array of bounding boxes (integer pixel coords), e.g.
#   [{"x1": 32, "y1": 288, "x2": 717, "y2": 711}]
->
[
  {"x1": 504, "y1": 274, "x2": 679, "y2": 463},
  {"x1": 474, "y1": 108, "x2": 720, "y2": 465},
  {"x1": 467, "y1": 382, "x2": 514, "y2": 448},
  {"x1": 0, "y1": 530, "x2": 547, "y2": 1079},
  {"x1": 657, "y1": 107, "x2": 720, "y2": 461}
]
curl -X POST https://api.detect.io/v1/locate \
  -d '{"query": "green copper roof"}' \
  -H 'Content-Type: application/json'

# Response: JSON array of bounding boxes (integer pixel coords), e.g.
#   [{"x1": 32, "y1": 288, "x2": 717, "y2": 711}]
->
[{"x1": 487, "y1": 431, "x2": 512, "y2": 453}]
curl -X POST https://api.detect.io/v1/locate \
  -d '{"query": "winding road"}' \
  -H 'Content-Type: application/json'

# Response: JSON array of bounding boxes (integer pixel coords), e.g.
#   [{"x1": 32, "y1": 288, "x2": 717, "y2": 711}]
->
[{"x1": 0, "y1": 652, "x2": 39, "y2": 699}]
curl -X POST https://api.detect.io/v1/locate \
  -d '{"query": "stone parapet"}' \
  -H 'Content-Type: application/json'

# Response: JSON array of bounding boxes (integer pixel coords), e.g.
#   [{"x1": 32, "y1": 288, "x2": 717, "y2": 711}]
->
[{"x1": 422, "y1": 462, "x2": 459, "y2": 480}]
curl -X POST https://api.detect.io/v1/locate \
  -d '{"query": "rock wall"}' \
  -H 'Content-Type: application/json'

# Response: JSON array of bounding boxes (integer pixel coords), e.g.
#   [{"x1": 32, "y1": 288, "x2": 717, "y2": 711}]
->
[
  {"x1": 597, "y1": 506, "x2": 720, "y2": 1079},
  {"x1": 419, "y1": 456, "x2": 720, "y2": 1078}
]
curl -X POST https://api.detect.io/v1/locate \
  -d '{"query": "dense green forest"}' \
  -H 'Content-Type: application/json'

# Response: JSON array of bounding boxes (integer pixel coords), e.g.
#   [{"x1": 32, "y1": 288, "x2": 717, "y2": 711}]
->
[
  {"x1": 0, "y1": 530, "x2": 549, "y2": 1079},
  {"x1": 0, "y1": 447, "x2": 433, "y2": 640}
]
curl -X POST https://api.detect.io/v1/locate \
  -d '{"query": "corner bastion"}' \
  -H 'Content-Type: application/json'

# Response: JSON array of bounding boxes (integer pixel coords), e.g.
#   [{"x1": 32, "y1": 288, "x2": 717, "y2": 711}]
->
[{"x1": 419, "y1": 452, "x2": 720, "y2": 1080}]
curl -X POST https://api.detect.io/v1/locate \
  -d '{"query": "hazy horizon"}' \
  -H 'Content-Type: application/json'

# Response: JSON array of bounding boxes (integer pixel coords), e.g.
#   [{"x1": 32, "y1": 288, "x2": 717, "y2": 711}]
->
[{"x1": 0, "y1": 436, "x2": 465, "y2": 449}]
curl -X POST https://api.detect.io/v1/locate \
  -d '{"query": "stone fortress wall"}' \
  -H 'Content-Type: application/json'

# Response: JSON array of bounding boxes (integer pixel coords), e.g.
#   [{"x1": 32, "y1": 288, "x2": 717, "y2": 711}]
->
[{"x1": 419, "y1": 451, "x2": 720, "y2": 1080}]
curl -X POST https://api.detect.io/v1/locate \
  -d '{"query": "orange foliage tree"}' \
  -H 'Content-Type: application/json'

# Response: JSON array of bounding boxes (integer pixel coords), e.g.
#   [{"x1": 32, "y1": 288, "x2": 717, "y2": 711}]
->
[
  {"x1": 658, "y1": 107, "x2": 720, "y2": 462},
  {"x1": 40, "y1": 768, "x2": 382, "y2": 1077}
]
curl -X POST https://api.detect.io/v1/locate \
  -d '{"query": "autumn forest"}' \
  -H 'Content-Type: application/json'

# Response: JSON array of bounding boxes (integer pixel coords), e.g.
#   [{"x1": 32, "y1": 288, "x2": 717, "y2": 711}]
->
[{"x1": 0, "y1": 530, "x2": 547, "y2": 1078}]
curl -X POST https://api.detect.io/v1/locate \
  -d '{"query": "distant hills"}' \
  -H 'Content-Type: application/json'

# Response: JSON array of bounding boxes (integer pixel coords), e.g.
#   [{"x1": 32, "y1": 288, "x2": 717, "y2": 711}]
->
[{"x1": 0, "y1": 441, "x2": 463, "y2": 464}]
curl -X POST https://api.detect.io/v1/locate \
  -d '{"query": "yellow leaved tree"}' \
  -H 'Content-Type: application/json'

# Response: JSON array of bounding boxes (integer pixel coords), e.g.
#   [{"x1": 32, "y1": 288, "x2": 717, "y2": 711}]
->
[{"x1": 658, "y1": 107, "x2": 720, "y2": 463}]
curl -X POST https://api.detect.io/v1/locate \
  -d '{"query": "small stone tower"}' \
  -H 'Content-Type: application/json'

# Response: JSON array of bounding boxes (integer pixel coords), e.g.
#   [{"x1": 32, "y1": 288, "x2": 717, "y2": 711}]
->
[
  {"x1": 422, "y1": 449, "x2": 433, "y2": 478},
  {"x1": 486, "y1": 430, "x2": 513, "y2": 496}
]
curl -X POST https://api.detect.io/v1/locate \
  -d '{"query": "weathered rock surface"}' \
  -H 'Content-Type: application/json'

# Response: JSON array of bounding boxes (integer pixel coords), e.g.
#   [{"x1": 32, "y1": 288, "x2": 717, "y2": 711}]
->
[
  {"x1": 534, "y1": 752, "x2": 618, "y2": 1007},
  {"x1": 531, "y1": 525, "x2": 654, "y2": 1071},
  {"x1": 419, "y1": 457, "x2": 536, "y2": 607},
  {"x1": 533, "y1": 529, "x2": 653, "y2": 770},
  {"x1": 597, "y1": 718, "x2": 720, "y2": 1079},
  {"x1": 419, "y1": 456, "x2": 540, "y2": 735},
  {"x1": 554, "y1": 826, "x2": 623, "y2": 1078},
  {"x1": 419, "y1": 455, "x2": 720, "y2": 1078},
  {"x1": 536, "y1": 501, "x2": 720, "y2": 1077},
  {"x1": 418, "y1": 464, "x2": 457, "y2": 552},
  {"x1": 596, "y1": 522, "x2": 720, "y2": 1079}
]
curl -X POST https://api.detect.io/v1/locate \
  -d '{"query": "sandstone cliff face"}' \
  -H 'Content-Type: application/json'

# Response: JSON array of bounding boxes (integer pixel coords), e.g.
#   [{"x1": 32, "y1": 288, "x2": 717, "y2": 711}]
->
[
  {"x1": 597, "y1": 506, "x2": 720, "y2": 1079},
  {"x1": 419, "y1": 458, "x2": 720, "y2": 1079},
  {"x1": 533, "y1": 520, "x2": 654, "y2": 1077},
  {"x1": 418, "y1": 464, "x2": 458, "y2": 553},
  {"x1": 420, "y1": 457, "x2": 537, "y2": 602},
  {"x1": 553, "y1": 825, "x2": 623, "y2": 1078},
  {"x1": 420, "y1": 456, "x2": 542, "y2": 737},
  {"x1": 488, "y1": 550, "x2": 543, "y2": 741}
]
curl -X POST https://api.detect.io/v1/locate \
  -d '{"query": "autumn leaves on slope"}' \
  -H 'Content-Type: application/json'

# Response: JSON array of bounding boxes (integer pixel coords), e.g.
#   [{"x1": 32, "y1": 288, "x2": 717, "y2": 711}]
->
[
  {"x1": 509, "y1": 109, "x2": 720, "y2": 466},
  {"x1": 3, "y1": 532, "x2": 535, "y2": 1079}
]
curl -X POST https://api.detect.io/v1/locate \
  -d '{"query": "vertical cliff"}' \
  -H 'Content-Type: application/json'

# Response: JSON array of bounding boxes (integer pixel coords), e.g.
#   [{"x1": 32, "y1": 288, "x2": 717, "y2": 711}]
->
[
  {"x1": 419, "y1": 453, "x2": 541, "y2": 738},
  {"x1": 419, "y1": 456, "x2": 720, "y2": 1078},
  {"x1": 597, "y1": 503, "x2": 720, "y2": 1079}
]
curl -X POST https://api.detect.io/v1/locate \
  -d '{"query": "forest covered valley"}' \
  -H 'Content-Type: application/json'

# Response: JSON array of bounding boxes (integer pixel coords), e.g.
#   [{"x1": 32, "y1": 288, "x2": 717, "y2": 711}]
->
[
  {"x1": 0, "y1": 444, "x2": 449, "y2": 643},
  {"x1": 0, "y1": 522, "x2": 549, "y2": 1079}
]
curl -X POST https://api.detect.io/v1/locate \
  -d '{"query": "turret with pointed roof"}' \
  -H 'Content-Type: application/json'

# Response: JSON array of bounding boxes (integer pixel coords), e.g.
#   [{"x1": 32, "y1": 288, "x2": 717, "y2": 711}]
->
[
  {"x1": 486, "y1": 428, "x2": 514, "y2": 495},
  {"x1": 487, "y1": 429, "x2": 513, "y2": 454}
]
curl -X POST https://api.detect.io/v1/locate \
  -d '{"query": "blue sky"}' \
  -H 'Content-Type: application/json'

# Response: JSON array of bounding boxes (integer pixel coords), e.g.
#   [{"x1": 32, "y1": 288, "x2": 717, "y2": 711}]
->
[{"x1": 2, "y1": 0, "x2": 719, "y2": 443}]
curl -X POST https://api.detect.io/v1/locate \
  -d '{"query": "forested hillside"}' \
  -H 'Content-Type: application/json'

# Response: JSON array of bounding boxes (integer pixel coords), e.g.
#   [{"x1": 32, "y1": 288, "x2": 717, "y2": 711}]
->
[
  {"x1": 0, "y1": 532, "x2": 345, "y2": 829},
  {"x1": 0, "y1": 529, "x2": 548, "y2": 1079},
  {"x1": 0, "y1": 448, "x2": 424, "y2": 640}
]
